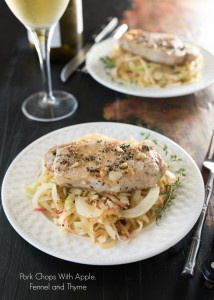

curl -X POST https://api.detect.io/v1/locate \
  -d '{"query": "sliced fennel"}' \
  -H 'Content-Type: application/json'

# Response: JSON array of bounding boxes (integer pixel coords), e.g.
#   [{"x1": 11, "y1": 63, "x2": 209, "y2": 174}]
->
[
  {"x1": 75, "y1": 196, "x2": 103, "y2": 218},
  {"x1": 104, "y1": 224, "x2": 116, "y2": 240},
  {"x1": 120, "y1": 186, "x2": 160, "y2": 218},
  {"x1": 32, "y1": 182, "x2": 55, "y2": 206}
]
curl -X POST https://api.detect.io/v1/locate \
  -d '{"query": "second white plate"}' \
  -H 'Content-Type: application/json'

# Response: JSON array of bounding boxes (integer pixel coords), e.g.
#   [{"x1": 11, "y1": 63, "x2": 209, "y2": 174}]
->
[{"x1": 86, "y1": 38, "x2": 214, "y2": 98}]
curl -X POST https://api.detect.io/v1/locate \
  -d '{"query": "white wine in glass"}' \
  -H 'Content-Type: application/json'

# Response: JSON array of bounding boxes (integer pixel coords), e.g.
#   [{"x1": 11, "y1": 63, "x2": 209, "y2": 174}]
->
[{"x1": 5, "y1": 0, "x2": 78, "y2": 122}]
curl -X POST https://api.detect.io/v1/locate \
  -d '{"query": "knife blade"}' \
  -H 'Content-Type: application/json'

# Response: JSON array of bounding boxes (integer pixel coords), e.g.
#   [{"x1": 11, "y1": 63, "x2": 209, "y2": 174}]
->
[{"x1": 60, "y1": 17, "x2": 119, "y2": 82}]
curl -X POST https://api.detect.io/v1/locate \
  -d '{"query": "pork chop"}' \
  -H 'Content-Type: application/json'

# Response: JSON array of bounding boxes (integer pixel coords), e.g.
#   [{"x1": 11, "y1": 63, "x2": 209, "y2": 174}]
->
[
  {"x1": 119, "y1": 29, "x2": 199, "y2": 66},
  {"x1": 45, "y1": 134, "x2": 167, "y2": 193}
]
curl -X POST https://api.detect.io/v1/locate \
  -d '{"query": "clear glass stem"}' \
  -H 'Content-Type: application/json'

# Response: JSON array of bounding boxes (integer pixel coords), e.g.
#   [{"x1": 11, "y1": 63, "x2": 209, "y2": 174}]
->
[
  {"x1": 29, "y1": 26, "x2": 55, "y2": 104},
  {"x1": 21, "y1": 25, "x2": 78, "y2": 121}
]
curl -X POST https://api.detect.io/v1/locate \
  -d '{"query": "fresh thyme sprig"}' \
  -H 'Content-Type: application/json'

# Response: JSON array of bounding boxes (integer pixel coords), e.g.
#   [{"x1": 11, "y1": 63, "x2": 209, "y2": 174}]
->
[
  {"x1": 155, "y1": 177, "x2": 184, "y2": 223},
  {"x1": 141, "y1": 132, "x2": 186, "y2": 223},
  {"x1": 100, "y1": 56, "x2": 115, "y2": 69},
  {"x1": 100, "y1": 56, "x2": 126, "y2": 85},
  {"x1": 141, "y1": 132, "x2": 183, "y2": 163}
]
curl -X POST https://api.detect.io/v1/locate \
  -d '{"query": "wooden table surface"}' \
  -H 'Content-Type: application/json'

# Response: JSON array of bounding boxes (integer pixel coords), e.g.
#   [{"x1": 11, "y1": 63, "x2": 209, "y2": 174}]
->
[{"x1": 0, "y1": 0, "x2": 214, "y2": 299}]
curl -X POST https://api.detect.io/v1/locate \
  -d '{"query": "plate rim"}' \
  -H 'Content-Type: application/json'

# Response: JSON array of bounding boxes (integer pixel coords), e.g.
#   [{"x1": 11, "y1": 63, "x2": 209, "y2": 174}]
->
[{"x1": 1, "y1": 122, "x2": 205, "y2": 265}]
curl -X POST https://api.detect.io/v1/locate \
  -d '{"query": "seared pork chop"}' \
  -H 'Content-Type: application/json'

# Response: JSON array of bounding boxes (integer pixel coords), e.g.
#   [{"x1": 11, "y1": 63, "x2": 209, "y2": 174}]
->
[
  {"x1": 45, "y1": 134, "x2": 167, "y2": 193},
  {"x1": 119, "y1": 29, "x2": 199, "y2": 66}
]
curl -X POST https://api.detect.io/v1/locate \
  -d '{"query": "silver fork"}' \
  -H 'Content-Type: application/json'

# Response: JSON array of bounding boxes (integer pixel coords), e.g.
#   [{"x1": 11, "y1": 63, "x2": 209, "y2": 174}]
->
[{"x1": 181, "y1": 130, "x2": 214, "y2": 278}]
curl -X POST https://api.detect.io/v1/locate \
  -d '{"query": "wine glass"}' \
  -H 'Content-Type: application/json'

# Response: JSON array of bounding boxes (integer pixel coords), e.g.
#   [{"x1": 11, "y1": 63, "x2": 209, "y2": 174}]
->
[{"x1": 5, "y1": 0, "x2": 78, "y2": 122}]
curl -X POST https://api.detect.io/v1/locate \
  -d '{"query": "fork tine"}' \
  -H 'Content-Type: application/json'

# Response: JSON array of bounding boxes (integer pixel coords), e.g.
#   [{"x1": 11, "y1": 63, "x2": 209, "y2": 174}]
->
[{"x1": 206, "y1": 130, "x2": 214, "y2": 160}]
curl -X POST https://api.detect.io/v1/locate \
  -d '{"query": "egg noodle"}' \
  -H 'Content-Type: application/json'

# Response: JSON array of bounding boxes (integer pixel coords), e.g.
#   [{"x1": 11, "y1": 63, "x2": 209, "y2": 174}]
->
[
  {"x1": 24, "y1": 163, "x2": 177, "y2": 249},
  {"x1": 102, "y1": 45, "x2": 203, "y2": 87}
]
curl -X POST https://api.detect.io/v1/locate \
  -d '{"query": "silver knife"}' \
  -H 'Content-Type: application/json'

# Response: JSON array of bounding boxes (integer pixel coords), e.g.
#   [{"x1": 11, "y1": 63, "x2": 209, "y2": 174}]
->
[
  {"x1": 79, "y1": 24, "x2": 128, "y2": 74},
  {"x1": 60, "y1": 17, "x2": 119, "y2": 82}
]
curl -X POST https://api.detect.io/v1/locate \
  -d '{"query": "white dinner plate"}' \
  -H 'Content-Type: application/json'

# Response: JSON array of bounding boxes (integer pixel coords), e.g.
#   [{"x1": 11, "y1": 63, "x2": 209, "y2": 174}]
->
[
  {"x1": 86, "y1": 38, "x2": 214, "y2": 98},
  {"x1": 2, "y1": 122, "x2": 204, "y2": 265}
]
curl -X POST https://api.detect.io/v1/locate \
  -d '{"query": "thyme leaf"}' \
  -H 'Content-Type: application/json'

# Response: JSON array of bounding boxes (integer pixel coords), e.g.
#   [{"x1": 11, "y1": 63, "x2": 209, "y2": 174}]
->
[
  {"x1": 140, "y1": 131, "x2": 186, "y2": 223},
  {"x1": 100, "y1": 56, "x2": 115, "y2": 69},
  {"x1": 155, "y1": 177, "x2": 184, "y2": 224}
]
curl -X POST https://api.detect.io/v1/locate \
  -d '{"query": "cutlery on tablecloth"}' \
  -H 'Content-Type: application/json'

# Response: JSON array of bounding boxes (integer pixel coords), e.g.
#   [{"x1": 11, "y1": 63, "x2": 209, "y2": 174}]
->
[
  {"x1": 181, "y1": 130, "x2": 214, "y2": 279},
  {"x1": 60, "y1": 17, "x2": 119, "y2": 82},
  {"x1": 78, "y1": 23, "x2": 128, "y2": 74}
]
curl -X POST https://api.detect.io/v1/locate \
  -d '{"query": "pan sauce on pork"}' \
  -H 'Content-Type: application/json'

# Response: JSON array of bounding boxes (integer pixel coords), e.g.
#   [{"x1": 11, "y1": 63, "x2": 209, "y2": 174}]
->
[
  {"x1": 45, "y1": 134, "x2": 167, "y2": 193},
  {"x1": 119, "y1": 29, "x2": 199, "y2": 66}
]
